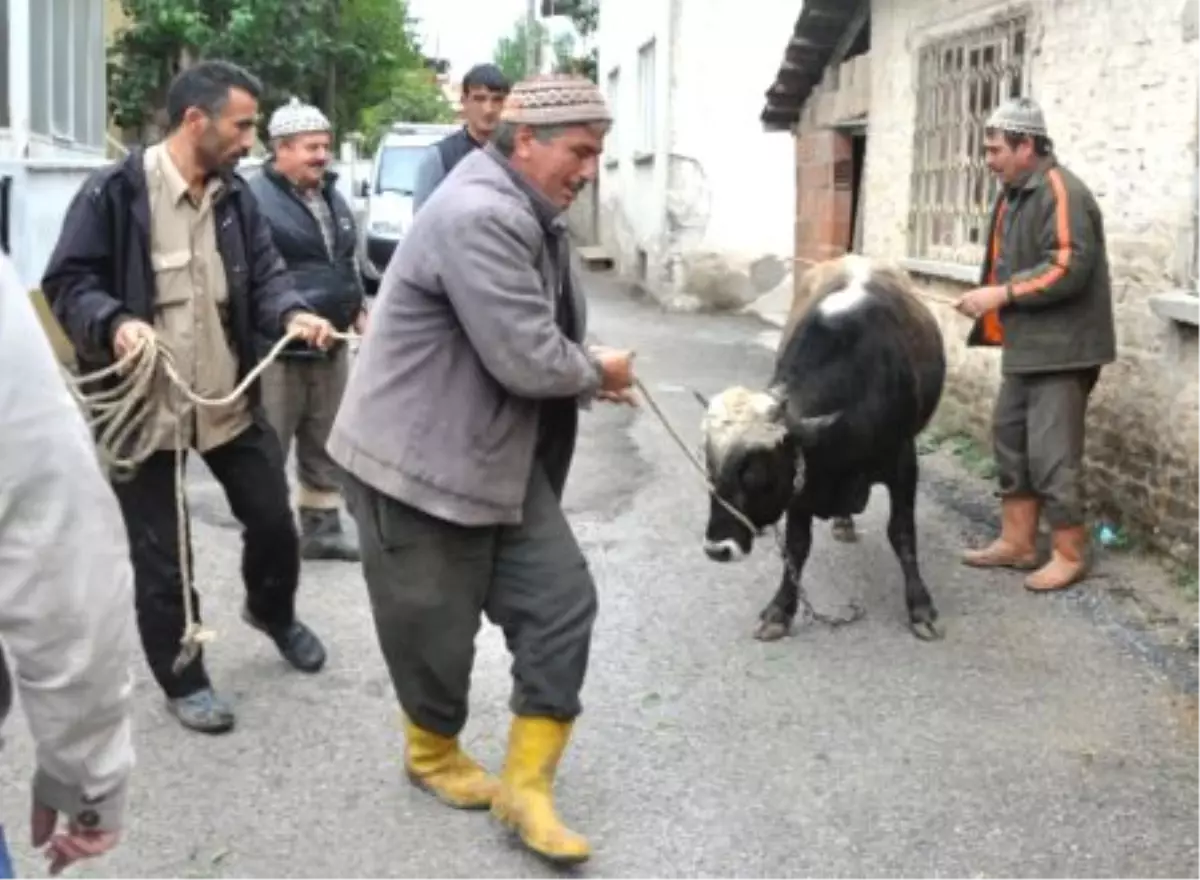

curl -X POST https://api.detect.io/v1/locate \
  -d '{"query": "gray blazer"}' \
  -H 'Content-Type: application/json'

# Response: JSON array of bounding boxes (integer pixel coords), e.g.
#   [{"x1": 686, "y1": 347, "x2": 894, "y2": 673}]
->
[{"x1": 327, "y1": 145, "x2": 601, "y2": 526}]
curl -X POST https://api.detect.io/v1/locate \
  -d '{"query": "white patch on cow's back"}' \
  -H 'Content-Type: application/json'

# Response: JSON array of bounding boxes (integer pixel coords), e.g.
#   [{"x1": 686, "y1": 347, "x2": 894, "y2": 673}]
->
[
  {"x1": 817, "y1": 254, "x2": 874, "y2": 317},
  {"x1": 701, "y1": 385, "x2": 787, "y2": 468}
]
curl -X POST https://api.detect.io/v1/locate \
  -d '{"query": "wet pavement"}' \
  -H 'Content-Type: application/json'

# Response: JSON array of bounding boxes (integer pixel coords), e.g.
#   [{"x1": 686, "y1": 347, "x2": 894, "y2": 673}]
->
[{"x1": 0, "y1": 272, "x2": 1195, "y2": 878}]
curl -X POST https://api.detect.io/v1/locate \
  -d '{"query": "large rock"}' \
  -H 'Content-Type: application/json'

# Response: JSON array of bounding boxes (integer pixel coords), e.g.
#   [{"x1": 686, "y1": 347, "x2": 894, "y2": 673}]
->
[{"x1": 680, "y1": 251, "x2": 790, "y2": 312}]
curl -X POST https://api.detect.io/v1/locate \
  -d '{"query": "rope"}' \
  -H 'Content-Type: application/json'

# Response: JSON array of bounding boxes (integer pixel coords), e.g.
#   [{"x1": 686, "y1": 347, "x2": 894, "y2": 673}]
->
[
  {"x1": 63, "y1": 328, "x2": 359, "y2": 675},
  {"x1": 631, "y1": 376, "x2": 760, "y2": 536}
]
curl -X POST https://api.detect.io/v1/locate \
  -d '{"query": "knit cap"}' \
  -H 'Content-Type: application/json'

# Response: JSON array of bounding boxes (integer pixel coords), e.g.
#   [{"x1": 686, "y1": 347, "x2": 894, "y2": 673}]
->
[
  {"x1": 499, "y1": 74, "x2": 612, "y2": 126},
  {"x1": 985, "y1": 97, "x2": 1048, "y2": 138},
  {"x1": 268, "y1": 97, "x2": 332, "y2": 139}
]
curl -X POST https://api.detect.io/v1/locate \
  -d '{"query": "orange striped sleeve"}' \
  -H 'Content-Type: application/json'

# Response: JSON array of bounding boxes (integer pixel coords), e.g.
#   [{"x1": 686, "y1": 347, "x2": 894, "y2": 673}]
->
[{"x1": 1009, "y1": 168, "x2": 1072, "y2": 299}]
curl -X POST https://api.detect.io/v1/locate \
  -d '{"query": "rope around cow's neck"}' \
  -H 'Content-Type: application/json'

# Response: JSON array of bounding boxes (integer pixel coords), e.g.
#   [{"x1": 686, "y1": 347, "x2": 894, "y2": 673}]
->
[{"x1": 64, "y1": 328, "x2": 359, "y2": 675}]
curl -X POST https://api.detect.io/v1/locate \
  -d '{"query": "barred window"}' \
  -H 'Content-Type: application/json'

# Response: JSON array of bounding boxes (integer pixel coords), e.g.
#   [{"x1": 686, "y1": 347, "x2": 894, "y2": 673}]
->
[
  {"x1": 29, "y1": 0, "x2": 106, "y2": 149},
  {"x1": 908, "y1": 15, "x2": 1031, "y2": 266}
]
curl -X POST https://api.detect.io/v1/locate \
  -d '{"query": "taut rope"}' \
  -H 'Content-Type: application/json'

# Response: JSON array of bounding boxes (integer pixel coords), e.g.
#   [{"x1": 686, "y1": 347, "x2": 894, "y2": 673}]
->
[{"x1": 64, "y1": 329, "x2": 358, "y2": 674}]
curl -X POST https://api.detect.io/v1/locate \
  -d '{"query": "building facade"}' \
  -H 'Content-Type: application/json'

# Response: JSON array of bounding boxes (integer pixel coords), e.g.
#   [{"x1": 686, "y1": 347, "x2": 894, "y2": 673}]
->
[
  {"x1": 1, "y1": 0, "x2": 109, "y2": 160},
  {"x1": 596, "y1": 0, "x2": 801, "y2": 309},
  {"x1": 762, "y1": 0, "x2": 1200, "y2": 562}
]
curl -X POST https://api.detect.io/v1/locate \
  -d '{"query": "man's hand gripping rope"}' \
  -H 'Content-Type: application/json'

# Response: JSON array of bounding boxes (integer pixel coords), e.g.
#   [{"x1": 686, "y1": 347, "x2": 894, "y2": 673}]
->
[{"x1": 63, "y1": 317, "x2": 356, "y2": 675}]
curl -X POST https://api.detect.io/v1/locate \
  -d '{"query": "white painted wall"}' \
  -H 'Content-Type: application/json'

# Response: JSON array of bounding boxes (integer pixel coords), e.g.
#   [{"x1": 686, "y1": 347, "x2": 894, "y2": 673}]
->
[{"x1": 597, "y1": 0, "x2": 801, "y2": 307}]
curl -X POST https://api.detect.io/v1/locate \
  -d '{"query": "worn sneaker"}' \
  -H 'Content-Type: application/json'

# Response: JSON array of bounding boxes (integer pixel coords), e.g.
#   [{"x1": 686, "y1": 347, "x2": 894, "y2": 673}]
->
[
  {"x1": 167, "y1": 688, "x2": 235, "y2": 734},
  {"x1": 242, "y1": 607, "x2": 327, "y2": 673}
]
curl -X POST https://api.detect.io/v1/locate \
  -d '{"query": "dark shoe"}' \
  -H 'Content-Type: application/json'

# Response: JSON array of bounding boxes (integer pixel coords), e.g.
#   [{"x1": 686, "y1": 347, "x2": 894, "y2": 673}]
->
[
  {"x1": 167, "y1": 688, "x2": 235, "y2": 734},
  {"x1": 299, "y1": 507, "x2": 360, "y2": 562},
  {"x1": 242, "y1": 607, "x2": 327, "y2": 673}
]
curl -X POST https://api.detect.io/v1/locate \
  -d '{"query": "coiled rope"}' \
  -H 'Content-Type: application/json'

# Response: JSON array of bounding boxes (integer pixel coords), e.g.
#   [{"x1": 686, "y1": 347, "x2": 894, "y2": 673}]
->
[{"x1": 63, "y1": 329, "x2": 358, "y2": 674}]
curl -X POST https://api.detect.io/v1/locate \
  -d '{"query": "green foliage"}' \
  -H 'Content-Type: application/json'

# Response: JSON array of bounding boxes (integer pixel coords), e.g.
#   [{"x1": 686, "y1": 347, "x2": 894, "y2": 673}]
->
[
  {"x1": 360, "y1": 70, "x2": 457, "y2": 153},
  {"x1": 491, "y1": 0, "x2": 598, "y2": 84},
  {"x1": 108, "y1": 0, "x2": 454, "y2": 143},
  {"x1": 492, "y1": 18, "x2": 548, "y2": 84}
]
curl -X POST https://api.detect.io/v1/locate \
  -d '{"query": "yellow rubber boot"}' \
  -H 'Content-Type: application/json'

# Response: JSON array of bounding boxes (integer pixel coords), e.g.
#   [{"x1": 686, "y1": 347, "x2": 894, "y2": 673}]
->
[
  {"x1": 403, "y1": 717, "x2": 500, "y2": 810},
  {"x1": 491, "y1": 716, "x2": 591, "y2": 865}
]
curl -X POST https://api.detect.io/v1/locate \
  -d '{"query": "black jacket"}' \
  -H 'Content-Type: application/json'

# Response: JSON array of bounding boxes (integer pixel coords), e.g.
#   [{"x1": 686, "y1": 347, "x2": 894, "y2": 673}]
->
[
  {"x1": 247, "y1": 162, "x2": 365, "y2": 359},
  {"x1": 40, "y1": 147, "x2": 309, "y2": 405}
]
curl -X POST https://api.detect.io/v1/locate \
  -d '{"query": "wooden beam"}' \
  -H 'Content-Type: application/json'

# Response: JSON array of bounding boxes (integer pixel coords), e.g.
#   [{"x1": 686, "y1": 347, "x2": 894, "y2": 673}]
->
[{"x1": 825, "y1": 0, "x2": 870, "y2": 74}]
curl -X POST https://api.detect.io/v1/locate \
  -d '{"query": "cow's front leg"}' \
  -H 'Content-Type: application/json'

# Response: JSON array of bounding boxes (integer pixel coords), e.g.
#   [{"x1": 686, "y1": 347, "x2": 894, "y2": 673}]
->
[
  {"x1": 755, "y1": 506, "x2": 813, "y2": 641},
  {"x1": 887, "y1": 440, "x2": 942, "y2": 641}
]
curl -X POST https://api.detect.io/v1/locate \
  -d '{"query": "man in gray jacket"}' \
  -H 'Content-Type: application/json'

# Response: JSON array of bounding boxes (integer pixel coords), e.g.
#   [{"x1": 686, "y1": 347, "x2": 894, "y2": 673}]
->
[
  {"x1": 328, "y1": 74, "x2": 631, "y2": 865},
  {"x1": 0, "y1": 252, "x2": 135, "y2": 875}
]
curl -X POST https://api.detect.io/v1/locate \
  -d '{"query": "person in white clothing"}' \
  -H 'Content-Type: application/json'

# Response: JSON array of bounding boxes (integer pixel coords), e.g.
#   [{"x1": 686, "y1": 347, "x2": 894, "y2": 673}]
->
[{"x1": 0, "y1": 251, "x2": 136, "y2": 876}]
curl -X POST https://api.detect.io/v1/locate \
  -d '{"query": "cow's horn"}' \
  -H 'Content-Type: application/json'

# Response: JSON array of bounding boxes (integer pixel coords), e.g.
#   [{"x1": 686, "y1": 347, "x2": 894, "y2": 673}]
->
[{"x1": 690, "y1": 388, "x2": 710, "y2": 408}]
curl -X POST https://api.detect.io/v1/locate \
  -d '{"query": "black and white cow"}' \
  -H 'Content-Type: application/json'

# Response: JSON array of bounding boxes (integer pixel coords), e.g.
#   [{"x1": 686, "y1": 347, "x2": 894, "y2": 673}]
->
[{"x1": 697, "y1": 255, "x2": 946, "y2": 641}]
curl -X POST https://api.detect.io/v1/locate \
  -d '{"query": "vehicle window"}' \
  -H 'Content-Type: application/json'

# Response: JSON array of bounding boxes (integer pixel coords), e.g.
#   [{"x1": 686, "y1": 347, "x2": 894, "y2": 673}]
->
[{"x1": 375, "y1": 145, "x2": 428, "y2": 196}]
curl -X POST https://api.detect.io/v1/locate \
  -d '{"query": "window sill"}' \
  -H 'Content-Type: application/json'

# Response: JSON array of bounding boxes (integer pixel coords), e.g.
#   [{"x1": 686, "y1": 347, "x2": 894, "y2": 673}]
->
[
  {"x1": 1148, "y1": 290, "x2": 1200, "y2": 326},
  {"x1": 632, "y1": 151, "x2": 655, "y2": 167},
  {"x1": 899, "y1": 257, "x2": 979, "y2": 285}
]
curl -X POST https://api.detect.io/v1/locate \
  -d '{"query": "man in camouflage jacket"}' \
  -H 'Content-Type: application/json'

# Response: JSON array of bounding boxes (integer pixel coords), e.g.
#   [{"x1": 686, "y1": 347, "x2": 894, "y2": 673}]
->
[{"x1": 954, "y1": 97, "x2": 1116, "y2": 592}]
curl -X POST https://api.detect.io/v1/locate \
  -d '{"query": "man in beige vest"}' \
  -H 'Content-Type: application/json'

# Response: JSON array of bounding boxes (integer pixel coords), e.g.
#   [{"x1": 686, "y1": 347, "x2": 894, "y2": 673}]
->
[{"x1": 43, "y1": 61, "x2": 336, "y2": 735}]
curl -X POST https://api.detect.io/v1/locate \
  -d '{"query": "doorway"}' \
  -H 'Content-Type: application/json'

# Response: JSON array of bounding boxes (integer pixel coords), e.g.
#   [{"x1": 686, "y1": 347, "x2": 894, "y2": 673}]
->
[{"x1": 847, "y1": 131, "x2": 867, "y2": 254}]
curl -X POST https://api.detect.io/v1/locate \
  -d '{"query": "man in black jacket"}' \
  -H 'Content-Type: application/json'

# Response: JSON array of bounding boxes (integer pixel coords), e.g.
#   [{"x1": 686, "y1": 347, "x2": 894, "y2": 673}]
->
[
  {"x1": 249, "y1": 98, "x2": 366, "y2": 562},
  {"x1": 41, "y1": 60, "x2": 335, "y2": 735},
  {"x1": 412, "y1": 63, "x2": 510, "y2": 212}
]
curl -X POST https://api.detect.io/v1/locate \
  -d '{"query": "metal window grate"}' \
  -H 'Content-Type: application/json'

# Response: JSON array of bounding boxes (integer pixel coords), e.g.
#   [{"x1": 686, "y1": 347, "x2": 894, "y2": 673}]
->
[{"x1": 908, "y1": 14, "x2": 1031, "y2": 266}]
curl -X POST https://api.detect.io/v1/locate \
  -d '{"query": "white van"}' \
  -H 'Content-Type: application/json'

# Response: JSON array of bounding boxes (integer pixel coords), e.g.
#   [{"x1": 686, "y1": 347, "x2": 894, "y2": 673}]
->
[{"x1": 357, "y1": 122, "x2": 459, "y2": 293}]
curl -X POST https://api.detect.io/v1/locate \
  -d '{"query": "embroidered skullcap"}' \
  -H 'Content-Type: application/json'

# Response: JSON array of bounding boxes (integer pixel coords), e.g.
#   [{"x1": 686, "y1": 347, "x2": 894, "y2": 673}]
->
[
  {"x1": 985, "y1": 97, "x2": 1048, "y2": 138},
  {"x1": 499, "y1": 74, "x2": 612, "y2": 127},
  {"x1": 268, "y1": 96, "x2": 332, "y2": 139}
]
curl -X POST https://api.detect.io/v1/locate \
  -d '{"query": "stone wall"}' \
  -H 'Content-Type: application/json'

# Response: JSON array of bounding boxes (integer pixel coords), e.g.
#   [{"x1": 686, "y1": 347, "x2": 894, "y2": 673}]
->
[{"x1": 859, "y1": 0, "x2": 1199, "y2": 562}]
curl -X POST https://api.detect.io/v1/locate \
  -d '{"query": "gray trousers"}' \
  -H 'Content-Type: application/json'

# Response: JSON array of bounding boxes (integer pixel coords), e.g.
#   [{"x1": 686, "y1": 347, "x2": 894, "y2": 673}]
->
[
  {"x1": 259, "y1": 348, "x2": 349, "y2": 509},
  {"x1": 342, "y1": 463, "x2": 598, "y2": 738},
  {"x1": 993, "y1": 368, "x2": 1100, "y2": 528}
]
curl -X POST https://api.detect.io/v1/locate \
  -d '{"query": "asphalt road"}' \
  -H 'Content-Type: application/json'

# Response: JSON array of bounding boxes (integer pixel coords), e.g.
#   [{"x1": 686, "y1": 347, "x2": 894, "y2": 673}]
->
[{"x1": 1, "y1": 273, "x2": 1196, "y2": 878}]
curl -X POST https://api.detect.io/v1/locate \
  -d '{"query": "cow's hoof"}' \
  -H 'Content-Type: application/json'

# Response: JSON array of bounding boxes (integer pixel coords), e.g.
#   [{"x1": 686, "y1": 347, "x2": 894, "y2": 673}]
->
[
  {"x1": 908, "y1": 609, "x2": 943, "y2": 641},
  {"x1": 831, "y1": 518, "x2": 858, "y2": 543},
  {"x1": 754, "y1": 607, "x2": 793, "y2": 641}
]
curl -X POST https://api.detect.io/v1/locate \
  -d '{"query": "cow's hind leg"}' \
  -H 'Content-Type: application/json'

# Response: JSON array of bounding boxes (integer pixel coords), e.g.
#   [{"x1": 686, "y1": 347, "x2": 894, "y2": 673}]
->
[
  {"x1": 887, "y1": 440, "x2": 942, "y2": 641},
  {"x1": 755, "y1": 506, "x2": 813, "y2": 641}
]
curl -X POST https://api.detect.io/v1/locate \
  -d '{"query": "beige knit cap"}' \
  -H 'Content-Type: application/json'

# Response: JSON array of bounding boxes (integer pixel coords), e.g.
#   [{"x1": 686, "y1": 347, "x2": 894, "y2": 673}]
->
[{"x1": 499, "y1": 74, "x2": 612, "y2": 126}]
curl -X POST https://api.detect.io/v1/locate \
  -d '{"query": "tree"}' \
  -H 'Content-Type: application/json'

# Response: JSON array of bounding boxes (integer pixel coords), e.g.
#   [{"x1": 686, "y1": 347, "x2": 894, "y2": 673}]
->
[
  {"x1": 548, "y1": 0, "x2": 597, "y2": 82},
  {"x1": 108, "y1": 0, "x2": 453, "y2": 145},
  {"x1": 492, "y1": 17, "x2": 548, "y2": 83}
]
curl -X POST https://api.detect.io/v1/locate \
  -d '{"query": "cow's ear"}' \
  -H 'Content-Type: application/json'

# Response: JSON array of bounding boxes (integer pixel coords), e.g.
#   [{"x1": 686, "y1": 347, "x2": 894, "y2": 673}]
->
[{"x1": 786, "y1": 410, "x2": 842, "y2": 449}]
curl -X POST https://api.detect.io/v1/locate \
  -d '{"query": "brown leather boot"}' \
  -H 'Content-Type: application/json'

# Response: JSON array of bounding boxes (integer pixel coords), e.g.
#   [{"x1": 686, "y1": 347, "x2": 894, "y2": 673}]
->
[
  {"x1": 1024, "y1": 525, "x2": 1090, "y2": 592},
  {"x1": 961, "y1": 495, "x2": 1040, "y2": 569}
]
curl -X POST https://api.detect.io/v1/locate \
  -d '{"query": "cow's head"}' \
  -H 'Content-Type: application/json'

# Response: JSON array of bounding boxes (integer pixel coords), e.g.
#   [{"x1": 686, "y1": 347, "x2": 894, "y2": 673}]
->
[{"x1": 695, "y1": 385, "x2": 839, "y2": 561}]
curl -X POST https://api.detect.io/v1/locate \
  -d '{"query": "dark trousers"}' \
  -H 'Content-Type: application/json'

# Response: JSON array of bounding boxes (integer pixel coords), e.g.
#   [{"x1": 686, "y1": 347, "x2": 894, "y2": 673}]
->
[
  {"x1": 993, "y1": 368, "x2": 1100, "y2": 528},
  {"x1": 112, "y1": 420, "x2": 300, "y2": 699},
  {"x1": 343, "y1": 463, "x2": 598, "y2": 738}
]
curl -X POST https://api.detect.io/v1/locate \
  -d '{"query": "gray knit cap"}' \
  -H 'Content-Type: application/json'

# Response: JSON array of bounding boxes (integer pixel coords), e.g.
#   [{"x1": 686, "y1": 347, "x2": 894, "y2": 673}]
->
[
  {"x1": 499, "y1": 74, "x2": 611, "y2": 126},
  {"x1": 268, "y1": 97, "x2": 332, "y2": 139},
  {"x1": 985, "y1": 97, "x2": 1048, "y2": 138}
]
